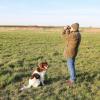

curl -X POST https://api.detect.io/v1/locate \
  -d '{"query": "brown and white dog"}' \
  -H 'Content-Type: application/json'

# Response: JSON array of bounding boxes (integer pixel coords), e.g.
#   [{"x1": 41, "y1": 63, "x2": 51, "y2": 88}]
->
[{"x1": 20, "y1": 62, "x2": 48, "y2": 91}]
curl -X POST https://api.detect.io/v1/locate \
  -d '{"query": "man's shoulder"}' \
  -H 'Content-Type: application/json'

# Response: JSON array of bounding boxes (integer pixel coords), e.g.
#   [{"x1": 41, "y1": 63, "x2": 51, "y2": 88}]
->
[{"x1": 69, "y1": 31, "x2": 81, "y2": 39}]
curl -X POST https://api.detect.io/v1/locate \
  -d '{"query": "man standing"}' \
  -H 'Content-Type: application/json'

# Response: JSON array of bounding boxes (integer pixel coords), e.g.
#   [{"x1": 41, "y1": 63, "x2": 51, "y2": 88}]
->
[{"x1": 62, "y1": 23, "x2": 81, "y2": 86}]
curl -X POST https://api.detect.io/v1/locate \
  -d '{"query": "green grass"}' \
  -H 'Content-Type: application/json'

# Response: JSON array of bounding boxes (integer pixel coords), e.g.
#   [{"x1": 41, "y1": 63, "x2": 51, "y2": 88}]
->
[{"x1": 0, "y1": 28, "x2": 100, "y2": 100}]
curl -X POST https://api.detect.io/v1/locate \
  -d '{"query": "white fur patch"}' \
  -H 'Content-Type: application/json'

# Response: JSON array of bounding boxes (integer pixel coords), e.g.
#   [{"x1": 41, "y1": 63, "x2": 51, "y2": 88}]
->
[{"x1": 20, "y1": 70, "x2": 46, "y2": 91}]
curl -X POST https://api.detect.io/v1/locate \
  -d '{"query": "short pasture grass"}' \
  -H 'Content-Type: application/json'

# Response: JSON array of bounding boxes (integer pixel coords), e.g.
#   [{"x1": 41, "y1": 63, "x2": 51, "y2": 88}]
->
[{"x1": 0, "y1": 28, "x2": 100, "y2": 100}]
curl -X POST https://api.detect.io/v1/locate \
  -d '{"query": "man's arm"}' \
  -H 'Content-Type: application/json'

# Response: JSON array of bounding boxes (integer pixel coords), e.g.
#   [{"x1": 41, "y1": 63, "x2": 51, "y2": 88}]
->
[
  {"x1": 61, "y1": 26, "x2": 70, "y2": 39},
  {"x1": 62, "y1": 25, "x2": 70, "y2": 35}
]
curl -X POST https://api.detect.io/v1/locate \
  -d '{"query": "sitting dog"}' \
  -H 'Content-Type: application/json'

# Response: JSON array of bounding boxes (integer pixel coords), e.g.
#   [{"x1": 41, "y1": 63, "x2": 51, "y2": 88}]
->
[{"x1": 20, "y1": 61, "x2": 48, "y2": 91}]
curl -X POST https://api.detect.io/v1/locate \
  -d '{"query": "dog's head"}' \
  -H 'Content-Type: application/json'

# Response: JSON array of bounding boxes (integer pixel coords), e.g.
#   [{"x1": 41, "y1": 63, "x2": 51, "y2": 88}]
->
[{"x1": 38, "y1": 62, "x2": 48, "y2": 71}]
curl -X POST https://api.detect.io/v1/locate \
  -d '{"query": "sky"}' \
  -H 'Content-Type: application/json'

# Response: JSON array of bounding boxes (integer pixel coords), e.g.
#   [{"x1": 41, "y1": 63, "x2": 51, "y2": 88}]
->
[{"x1": 0, "y1": 0, "x2": 100, "y2": 27}]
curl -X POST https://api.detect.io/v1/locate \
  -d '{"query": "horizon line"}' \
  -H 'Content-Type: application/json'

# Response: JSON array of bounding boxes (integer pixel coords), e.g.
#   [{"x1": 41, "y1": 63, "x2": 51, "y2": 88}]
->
[{"x1": 0, "y1": 25, "x2": 100, "y2": 28}]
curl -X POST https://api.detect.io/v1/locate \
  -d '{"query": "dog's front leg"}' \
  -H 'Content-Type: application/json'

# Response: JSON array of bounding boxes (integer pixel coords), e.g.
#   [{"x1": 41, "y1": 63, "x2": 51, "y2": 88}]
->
[
  {"x1": 40, "y1": 77, "x2": 44, "y2": 86},
  {"x1": 41, "y1": 80, "x2": 44, "y2": 86}
]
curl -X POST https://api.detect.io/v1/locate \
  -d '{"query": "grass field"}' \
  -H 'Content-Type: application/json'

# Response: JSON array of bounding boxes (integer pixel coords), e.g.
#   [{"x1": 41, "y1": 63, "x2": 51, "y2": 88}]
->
[{"x1": 0, "y1": 27, "x2": 100, "y2": 100}]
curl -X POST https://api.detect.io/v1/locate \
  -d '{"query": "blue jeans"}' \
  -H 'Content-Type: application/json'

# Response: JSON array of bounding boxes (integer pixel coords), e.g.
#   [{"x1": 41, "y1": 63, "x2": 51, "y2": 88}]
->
[{"x1": 67, "y1": 58, "x2": 76, "y2": 81}]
